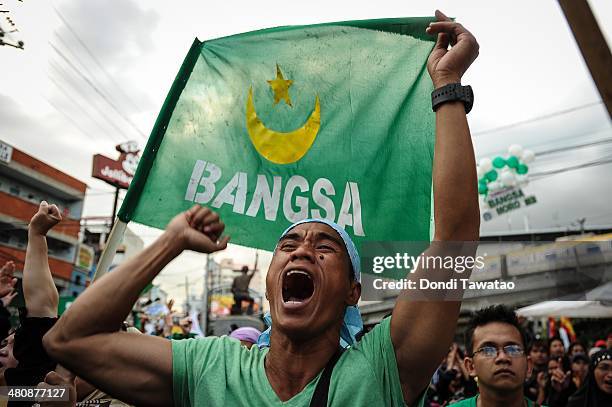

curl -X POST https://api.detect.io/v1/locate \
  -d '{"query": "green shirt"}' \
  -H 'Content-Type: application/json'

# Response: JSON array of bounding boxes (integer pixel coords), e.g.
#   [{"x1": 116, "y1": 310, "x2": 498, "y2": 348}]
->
[
  {"x1": 450, "y1": 395, "x2": 544, "y2": 407},
  {"x1": 173, "y1": 317, "x2": 422, "y2": 406}
]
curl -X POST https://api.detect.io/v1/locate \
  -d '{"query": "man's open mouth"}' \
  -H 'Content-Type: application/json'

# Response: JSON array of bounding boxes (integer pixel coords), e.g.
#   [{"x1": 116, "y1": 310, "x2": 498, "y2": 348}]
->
[{"x1": 282, "y1": 269, "x2": 315, "y2": 304}]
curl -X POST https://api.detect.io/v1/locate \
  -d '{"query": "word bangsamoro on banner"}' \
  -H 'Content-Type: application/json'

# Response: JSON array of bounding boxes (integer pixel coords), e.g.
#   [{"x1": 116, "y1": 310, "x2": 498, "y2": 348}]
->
[
  {"x1": 482, "y1": 187, "x2": 537, "y2": 221},
  {"x1": 117, "y1": 18, "x2": 439, "y2": 251},
  {"x1": 477, "y1": 144, "x2": 538, "y2": 222}
]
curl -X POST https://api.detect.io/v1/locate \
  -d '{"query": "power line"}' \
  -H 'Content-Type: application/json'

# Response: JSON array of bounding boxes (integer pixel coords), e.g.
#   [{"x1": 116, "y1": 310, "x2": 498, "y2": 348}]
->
[
  {"x1": 51, "y1": 3, "x2": 143, "y2": 114},
  {"x1": 49, "y1": 60, "x2": 128, "y2": 143},
  {"x1": 43, "y1": 96, "x2": 98, "y2": 143},
  {"x1": 49, "y1": 42, "x2": 147, "y2": 141},
  {"x1": 52, "y1": 31, "x2": 106, "y2": 95},
  {"x1": 52, "y1": 31, "x2": 143, "y2": 141},
  {"x1": 49, "y1": 33, "x2": 139, "y2": 144},
  {"x1": 48, "y1": 71, "x2": 123, "y2": 144},
  {"x1": 477, "y1": 128, "x2": 612, "y2": 160},
  {"x1": 472, "y1": 101, "x2": 605, "y2": 136},
  {"x1": 535, "y1": 137, "x2": 612, "y2": 157},
  {"x1": 530, "y1": 156, "x2": 612, "y2": 179}
]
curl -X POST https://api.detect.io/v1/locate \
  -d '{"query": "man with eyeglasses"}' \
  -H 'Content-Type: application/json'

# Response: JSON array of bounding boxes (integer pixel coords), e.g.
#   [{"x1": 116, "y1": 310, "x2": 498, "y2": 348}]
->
[{"x1": 452, "y1": 305, "x2": 543, "y2": 407}]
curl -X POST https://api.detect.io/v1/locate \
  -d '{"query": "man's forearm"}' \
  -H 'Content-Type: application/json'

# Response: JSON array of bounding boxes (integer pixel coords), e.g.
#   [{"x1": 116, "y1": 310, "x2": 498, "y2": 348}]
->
[
  {"x1": 391, "y1": 90, "x2": 479, "y2": 403},
  {"x1": 432, "y1": 95, "x2": 480, "y2": 241},
  {"x1": 47, "y1": 232, "x2": 181, "y2": 340},
  {"x1": 24, "y1": 232, "x2": 58, "y2": 317}
]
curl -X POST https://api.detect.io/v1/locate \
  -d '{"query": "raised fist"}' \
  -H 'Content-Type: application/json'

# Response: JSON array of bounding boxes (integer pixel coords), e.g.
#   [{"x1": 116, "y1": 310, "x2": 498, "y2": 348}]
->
[
  {"x1": 29, "y1": 201, "x2": 62, "y2": 236},
  {"x1": 426, "y1": 10, "x2": 479, "y2": 88},
  {"x1": 0, "y1": 261, "x2": 17, "y2": 298},
  {"x1": 165, "y1": 205, "x2": 230, "y2": 254}
]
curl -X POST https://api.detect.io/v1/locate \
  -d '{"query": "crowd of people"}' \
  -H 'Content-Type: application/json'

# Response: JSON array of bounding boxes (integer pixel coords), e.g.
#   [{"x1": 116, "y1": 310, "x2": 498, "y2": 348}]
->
[{"x1": 0, "y1": 201, "x2": 609, "y2": 407}]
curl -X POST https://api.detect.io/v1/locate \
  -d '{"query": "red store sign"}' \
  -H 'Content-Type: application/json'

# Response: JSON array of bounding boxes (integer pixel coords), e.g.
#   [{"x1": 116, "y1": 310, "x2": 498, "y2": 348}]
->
[{"x1": 92, "y1": 141, "x2": 140, "y2": 189}]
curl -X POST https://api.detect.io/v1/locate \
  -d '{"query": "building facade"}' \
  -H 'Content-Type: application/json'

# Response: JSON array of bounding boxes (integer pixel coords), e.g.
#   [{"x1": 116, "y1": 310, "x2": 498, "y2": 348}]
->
[{"x1": 0, "y1": 139, "x2": 87, "y2": 294}]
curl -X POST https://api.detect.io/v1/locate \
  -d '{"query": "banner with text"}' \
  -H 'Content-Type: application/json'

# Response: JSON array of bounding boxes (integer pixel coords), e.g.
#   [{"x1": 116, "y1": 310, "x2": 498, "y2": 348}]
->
[{"x1": 118, "y1": 18, "x2": 437, "y2": 250}]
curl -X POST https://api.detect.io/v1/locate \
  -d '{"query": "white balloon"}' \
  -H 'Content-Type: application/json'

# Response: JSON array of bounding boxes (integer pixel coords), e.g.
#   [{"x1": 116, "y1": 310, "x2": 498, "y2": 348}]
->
[
  {"x1": 501, "y1": 171, "x2": 516, "y2": 186},
  {"x1": 479, "y1": 158, "x2": 493, "y2": 172},
  {"x1": 477, "y1": 166, "x2": 484, "y2": 178},
  {"x1": 521, "y1": 149, "x2": 535, "y2": 163},
  {"x1": 508, "y1": 144, "x2": 523, "y2": 157}
]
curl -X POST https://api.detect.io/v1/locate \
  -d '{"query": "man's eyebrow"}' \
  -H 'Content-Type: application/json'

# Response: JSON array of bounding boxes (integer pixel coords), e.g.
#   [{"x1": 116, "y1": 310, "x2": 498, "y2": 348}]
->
[
  {"x1": 279, "y1": 232, "x2": 303, "y2": 243},
  {"x1": 477, "y1": 341, "x2": 499, "y2": 348},
  {"x1": 477, "y1": 340, "x2": 521, "y2": 348},
  {"x1": 316, "y1": 231, "x2": 344, "y2": 247}
]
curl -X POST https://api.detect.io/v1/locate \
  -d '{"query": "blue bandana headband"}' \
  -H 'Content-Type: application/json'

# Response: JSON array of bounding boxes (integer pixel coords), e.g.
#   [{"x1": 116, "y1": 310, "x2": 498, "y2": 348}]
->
[{"x1": 257, "y1": 218, "x2": 364, "y2": 349}]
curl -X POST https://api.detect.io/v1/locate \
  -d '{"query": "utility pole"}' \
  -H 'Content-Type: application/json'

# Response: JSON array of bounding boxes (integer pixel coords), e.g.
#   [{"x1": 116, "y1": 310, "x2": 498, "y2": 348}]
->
[
  {"x1": 184, "y1": 275, "x2": 190, "y2": 313},
  {"x1": 201, "y1": 254, "x2": 209, "y2": 336},
  {"x1": 577, "y1": 217, "x2": 586, "y2": 235},
  {"x1": 558, "y1": 0, "x2": 612, "y2": 118}
]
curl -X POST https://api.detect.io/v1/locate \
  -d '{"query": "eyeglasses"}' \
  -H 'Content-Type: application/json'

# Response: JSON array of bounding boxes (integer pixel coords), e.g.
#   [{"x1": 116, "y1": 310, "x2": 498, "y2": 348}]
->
[{"x1": 473, "y1": 345, "x2": 525, "y2": 358}]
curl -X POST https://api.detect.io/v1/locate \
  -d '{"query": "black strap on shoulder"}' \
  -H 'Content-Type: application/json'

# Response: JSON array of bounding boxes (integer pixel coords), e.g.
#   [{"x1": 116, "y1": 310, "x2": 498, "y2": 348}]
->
[{"x1": 309, "y1": 347, "x2": 345, "y2": 407}]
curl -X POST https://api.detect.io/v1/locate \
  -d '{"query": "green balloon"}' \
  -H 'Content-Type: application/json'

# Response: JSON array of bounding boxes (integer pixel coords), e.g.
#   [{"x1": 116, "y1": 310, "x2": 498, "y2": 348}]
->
[
  {"x1": 492, "y1": 156, "x2": 506, "y2": 168},
  {"x1": 517, "y1": 164, "x2": 528, "y2": 174},
  {"x1": 479, "y1": 177, "x2": 488, "y2": 185},
  {"x1": 485, "y1": 170, "x2": 498, "y2": 182},
  {"x1": 507, "y1": 155, "x2": 519, "y2": 168},
  {"x1": 478, "y1": 183, "x2": 488, "y2": 195}
]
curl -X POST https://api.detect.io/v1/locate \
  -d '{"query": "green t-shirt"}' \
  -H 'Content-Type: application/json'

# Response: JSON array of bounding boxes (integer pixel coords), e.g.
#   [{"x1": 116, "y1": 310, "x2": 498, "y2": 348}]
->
[
  {"x1": 173, "y1": 317, "x2": 423, "y2": 406},
  {"x1": 450, "y1": 395, "x2": 544, "y2": 407}
]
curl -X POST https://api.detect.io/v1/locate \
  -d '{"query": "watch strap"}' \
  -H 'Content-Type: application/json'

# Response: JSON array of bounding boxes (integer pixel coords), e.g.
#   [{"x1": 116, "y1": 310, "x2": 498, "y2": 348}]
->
[{"x1": 431, "y1": 83, "x2": 474, "y2": 114}]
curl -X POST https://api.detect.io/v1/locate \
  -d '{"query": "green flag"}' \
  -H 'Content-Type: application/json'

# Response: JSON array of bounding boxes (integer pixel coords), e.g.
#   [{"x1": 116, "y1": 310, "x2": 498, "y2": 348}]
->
[{"x1": 119, "y1": 18, "x2": 437, "y2": 251}]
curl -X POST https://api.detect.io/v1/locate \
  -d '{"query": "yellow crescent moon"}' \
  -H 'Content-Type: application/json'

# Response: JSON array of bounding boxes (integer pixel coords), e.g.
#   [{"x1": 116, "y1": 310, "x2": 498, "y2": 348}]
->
[{"x1": 246, "y1": 87, "x2": 320, "y2": 165}]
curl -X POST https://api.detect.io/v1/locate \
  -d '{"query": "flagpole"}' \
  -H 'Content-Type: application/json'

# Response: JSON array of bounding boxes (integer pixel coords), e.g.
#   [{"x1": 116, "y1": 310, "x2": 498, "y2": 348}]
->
[
  {"x1": 201, "y1": 254, "x2": 209, "y2": 336},
  {"x1": 93, "y1": 219, "x2": 128, "y2": 281}
]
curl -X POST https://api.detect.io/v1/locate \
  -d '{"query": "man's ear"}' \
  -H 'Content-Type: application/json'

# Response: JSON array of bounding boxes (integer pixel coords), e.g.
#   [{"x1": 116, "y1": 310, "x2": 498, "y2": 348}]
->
[
  {"x1": 464, "y1": 356, "x2": 477, "y2": 378},
  {"x1": 346, "y1": 282, "x2": 361, "y2": 306}
]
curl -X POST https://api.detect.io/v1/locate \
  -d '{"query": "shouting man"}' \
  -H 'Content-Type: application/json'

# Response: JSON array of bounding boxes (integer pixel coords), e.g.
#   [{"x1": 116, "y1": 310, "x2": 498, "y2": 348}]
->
[{"x1": 44, "y1": 10, "x2": 480, "y2": 407}]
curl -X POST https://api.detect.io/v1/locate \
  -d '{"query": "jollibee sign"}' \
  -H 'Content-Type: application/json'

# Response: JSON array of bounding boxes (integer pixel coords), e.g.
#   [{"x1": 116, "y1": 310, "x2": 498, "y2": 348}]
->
[{"x1": 92, "y1": 141, "x2": 139, "y2": 189}]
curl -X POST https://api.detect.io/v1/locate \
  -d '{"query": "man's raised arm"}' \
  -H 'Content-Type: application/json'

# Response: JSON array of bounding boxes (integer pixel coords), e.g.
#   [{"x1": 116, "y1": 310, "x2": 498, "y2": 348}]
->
[
  {"x1": 43, "y1": 206, "x2": 229, "y2": 406},
  {"x1": 390, "y1": 10, "x2": 480, "y2": 405}
]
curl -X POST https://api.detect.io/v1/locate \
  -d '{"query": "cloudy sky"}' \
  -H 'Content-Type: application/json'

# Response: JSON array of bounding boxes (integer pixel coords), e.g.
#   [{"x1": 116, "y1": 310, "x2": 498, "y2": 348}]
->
[{"x1": 1, "y1": 0, "x2": 611, "y2": 305}]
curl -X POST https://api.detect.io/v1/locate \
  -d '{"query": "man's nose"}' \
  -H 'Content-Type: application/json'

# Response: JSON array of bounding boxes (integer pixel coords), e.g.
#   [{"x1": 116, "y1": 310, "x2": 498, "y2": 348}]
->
[
  {"x1": 290, "y1": 241, "x2": 316, "y2": 263},
  {"x1": 494, "y1": 350, "x2": 512, "y2": 363}
]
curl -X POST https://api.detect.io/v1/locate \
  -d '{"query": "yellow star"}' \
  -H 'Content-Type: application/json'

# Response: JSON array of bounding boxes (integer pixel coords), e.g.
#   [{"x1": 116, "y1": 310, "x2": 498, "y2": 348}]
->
[{"x1": 267, "y1": 64, "x2": 293, "y2": 107}]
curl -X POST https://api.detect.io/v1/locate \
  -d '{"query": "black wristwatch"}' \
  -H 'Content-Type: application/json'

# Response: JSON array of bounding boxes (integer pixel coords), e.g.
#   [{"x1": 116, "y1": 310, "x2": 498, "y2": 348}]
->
[{"x1": 431, "y1": 83, "x2": 474, "y2": 114}]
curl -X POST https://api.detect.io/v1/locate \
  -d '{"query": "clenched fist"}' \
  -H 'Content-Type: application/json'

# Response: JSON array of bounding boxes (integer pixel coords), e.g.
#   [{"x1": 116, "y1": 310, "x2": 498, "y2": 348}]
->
[
  {"x1": 426, "y1": 10, "x2": 479, "y2": 88},
  {"x1": 29, "y1": 201, "x2": 62, "y2": 236},
  {"x1": 164, "y1": 205, "x2": 230, "y2": 254},
  {"x1": 0, "y1": 261, "x2": 17, "y2": 298}
]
